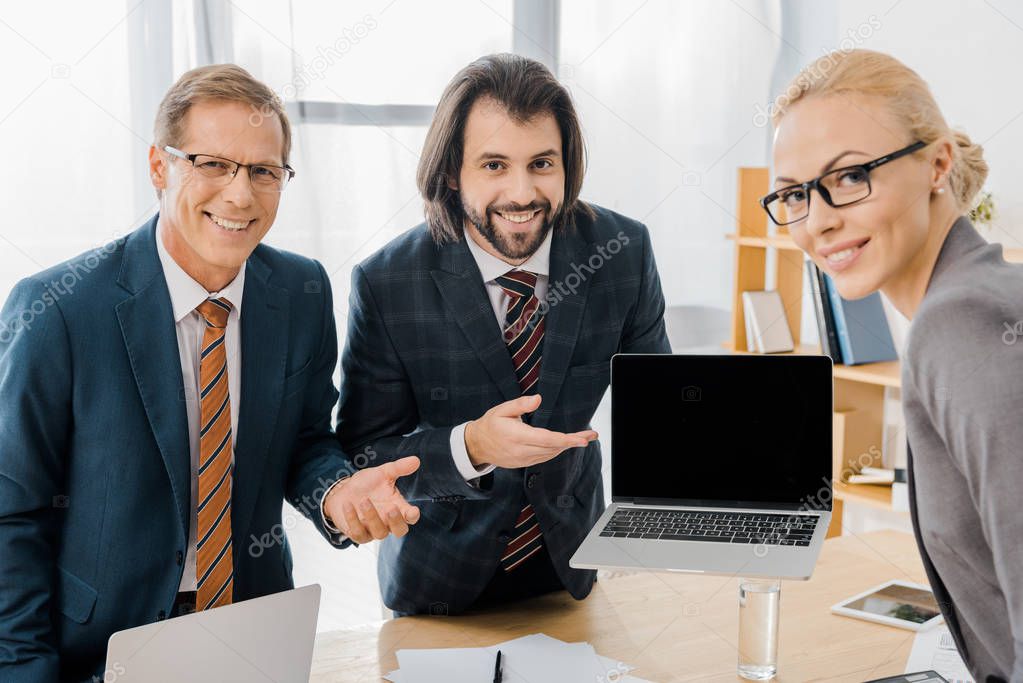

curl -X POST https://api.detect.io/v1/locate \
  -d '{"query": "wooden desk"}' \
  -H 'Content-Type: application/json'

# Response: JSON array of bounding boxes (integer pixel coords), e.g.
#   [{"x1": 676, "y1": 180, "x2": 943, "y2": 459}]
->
[{"x1": 311, "y1": 531, "x2": 928, "y2": 682}]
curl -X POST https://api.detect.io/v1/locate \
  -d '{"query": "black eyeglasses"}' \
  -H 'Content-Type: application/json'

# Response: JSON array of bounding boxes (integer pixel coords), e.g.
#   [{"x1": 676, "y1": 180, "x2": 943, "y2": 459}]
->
[
  {"x1": 760, "y1": 141, "x2": 927, "y2": 226},
  {"x1": 164, "y1": 146, "x2": 296, "y2": 193}
]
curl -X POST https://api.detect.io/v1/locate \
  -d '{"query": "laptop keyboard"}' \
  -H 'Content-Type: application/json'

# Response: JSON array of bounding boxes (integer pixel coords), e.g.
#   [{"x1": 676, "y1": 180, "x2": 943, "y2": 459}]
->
[{"x1": 599, "y1": 508, "x2": 818, "y2": 547}]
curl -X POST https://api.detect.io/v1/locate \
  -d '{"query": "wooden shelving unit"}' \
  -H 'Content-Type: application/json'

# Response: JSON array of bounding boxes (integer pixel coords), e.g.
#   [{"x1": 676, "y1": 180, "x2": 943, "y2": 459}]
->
[
  {"x1": 726, "y1": 233, "x2": 804, "y2": 251},
  {"x1": 833, "y1": 481, "x2": 894, "y2": 510},
  {"x1": 727, "y1": 168, "x2": 903, "y2": 536},
  {"x1": 726, "y1": 341, "x2": 902, "y2": 388},
  {"x1": 727, "y1": 167, "x2": 807, "y2": 354}
]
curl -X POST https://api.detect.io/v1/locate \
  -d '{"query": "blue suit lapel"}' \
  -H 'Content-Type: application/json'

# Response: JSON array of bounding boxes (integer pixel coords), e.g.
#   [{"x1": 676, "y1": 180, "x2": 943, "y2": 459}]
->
[
  {"x1": 432, "y1": 238, "x2": 522, "y2": 403},
  {"x1": 232, "y1": 249, "x2": 289, "y2": 553},
  {"x1": 115, "y1": 215, "x2": 191, "y2": 544},
  {"x1": 532, "y1": 228, "x2": 591, "y2": 428}
]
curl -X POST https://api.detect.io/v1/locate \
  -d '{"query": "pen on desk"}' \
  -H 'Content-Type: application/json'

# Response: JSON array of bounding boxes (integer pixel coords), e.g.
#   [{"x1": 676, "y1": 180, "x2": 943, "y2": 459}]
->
[{"x1": 492, "y1": 649, "x2": 502, "y2": 683}]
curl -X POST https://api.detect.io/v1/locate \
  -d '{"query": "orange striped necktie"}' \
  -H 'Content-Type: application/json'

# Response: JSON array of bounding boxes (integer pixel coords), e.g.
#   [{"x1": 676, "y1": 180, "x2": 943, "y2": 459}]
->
[{"x1": 195, "y1": 297, "x2": 234, "y2": 610}]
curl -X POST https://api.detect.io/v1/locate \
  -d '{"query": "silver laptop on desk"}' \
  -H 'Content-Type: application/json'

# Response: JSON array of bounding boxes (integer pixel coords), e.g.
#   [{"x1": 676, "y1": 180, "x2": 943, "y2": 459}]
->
[
  {"x1": 104, "y1": 584, "x2": 320, "y2": 682},
  {"x1": 571, "y1": 354, "x2": 833, "y2": 580}
]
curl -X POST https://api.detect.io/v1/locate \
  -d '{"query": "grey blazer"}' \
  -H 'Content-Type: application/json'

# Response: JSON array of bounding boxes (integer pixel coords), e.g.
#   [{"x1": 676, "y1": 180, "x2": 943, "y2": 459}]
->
[{"x1": 903, "y1": 216, "x2": 1023, "y2": 683}]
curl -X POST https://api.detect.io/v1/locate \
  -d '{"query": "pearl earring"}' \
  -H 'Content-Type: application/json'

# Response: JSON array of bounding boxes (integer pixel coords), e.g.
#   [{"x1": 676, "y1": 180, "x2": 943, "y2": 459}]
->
[{"x1": 936, "y1": 187, "x2": 945, "y2": 195}]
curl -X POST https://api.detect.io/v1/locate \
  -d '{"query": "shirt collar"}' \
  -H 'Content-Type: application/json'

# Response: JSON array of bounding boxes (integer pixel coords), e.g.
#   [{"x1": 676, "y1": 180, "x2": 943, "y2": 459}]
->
[
  {"x1": 156, "y1": 218, "x2": 246, "y2": 323},
  {"x1": 462, "y1": 225, "x2": 552, "y2": 283}
]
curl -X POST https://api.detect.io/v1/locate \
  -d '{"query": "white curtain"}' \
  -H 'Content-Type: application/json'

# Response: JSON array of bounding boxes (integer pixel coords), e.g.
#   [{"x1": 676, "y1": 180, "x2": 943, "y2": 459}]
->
[{"x1": 0, "y1": 2, "x2": 165, "y2": 299}]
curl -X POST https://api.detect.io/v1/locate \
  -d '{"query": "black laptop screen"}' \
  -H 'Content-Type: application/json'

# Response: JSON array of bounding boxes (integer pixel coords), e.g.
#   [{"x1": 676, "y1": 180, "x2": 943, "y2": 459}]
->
[{"x1": 610, "y1": 354, "x2": 833, "y2": 509}]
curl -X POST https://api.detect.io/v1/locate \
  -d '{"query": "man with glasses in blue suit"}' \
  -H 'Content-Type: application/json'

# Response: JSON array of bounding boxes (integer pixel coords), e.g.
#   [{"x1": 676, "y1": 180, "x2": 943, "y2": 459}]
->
[{"x1": 0, "y1": 64, "x2": 420, "y2": 682}]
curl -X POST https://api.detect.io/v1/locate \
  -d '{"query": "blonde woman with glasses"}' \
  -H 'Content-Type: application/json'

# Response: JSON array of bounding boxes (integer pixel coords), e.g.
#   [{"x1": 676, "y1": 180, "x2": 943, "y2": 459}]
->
[{"x1": 765, "y1": 49, "x2": 1019, "y2": 683}]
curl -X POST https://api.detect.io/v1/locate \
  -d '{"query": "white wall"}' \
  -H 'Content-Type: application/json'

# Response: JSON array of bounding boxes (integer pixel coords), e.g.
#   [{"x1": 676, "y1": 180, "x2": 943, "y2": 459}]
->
[{"x1": 835, "y1": 0, "x2": 1023, "y2": 247}]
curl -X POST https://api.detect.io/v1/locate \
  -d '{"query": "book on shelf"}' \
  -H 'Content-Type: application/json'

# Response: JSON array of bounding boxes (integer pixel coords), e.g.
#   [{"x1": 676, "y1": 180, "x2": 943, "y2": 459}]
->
[
  {"x1": 882, "y1": 387, "x2": 908, "y2": 470},
  {"x1": 822, "y1": 272, "x2": 899, "y2": 365},
  {"x1": 846, "y1": 467, "x2": 896, "y2": 485},
  {"x1": 889, "y1": 387, "x2": 910, "y2": 511},
  {"x1": 892, "y1": 473, "x2": 909, "y2": 512},
  {"x1": 742, "y1": 290, "x2": 794, "y2": 353},
  {"x1": 744, "y1": 292, "x2": 760, "y2": 352},
  {"x1": 805, "y1": 260, "x2": 842, "y2": 363}
]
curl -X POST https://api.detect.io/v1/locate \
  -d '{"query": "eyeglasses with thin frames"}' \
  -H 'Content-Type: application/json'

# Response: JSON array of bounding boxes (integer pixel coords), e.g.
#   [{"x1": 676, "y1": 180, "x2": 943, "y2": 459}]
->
[{"x1": 164, "y1": 146, "x2": 295, "y2": 193}]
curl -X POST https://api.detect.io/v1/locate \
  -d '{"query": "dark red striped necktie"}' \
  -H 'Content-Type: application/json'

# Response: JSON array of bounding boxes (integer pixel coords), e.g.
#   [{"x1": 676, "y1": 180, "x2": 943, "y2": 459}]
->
[{"x1": 494, "y1": 270, "x2": 545, "y2": 571}]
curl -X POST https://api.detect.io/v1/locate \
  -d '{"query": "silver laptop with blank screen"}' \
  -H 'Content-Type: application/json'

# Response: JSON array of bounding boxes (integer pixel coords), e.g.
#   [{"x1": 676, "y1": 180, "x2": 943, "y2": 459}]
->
[
  {"x1": 570, "y1": 354, "x2": 833, "y2": 580},
  {"x1": 104, "y1": 584, "x2": 320, "y2": 683}
]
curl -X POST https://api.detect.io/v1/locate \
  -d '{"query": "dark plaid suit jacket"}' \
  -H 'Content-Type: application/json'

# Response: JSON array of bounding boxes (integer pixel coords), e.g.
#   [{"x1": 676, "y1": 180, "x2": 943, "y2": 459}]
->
[{"x1": 337, "y1": 204, "x2": 670, "y2": 615}]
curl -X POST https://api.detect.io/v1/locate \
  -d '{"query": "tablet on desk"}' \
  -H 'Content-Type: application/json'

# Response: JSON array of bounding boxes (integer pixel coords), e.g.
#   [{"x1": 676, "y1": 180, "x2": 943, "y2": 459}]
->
[{"x1": 831, "y1": 580, "x2": 944, "y2": 631}]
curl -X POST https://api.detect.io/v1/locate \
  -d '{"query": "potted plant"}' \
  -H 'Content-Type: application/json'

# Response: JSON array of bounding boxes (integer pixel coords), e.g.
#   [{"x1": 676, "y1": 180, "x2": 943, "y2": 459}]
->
[{"x1": 969, "y1": 190, "x2": 996, "y2": 234}]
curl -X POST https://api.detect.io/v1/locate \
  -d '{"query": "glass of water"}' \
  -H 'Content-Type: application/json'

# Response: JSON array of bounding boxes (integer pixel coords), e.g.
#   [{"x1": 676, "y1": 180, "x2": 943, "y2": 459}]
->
[{"x1": 737, "y1": 578, "x2": 781, "y2": 680}]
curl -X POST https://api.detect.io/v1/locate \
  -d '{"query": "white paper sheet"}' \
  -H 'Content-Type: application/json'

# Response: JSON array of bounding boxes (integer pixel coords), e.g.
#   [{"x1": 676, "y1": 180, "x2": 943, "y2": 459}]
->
[
  {"x1": 385, "y1": 672, "x2": 652, "y2": 683},
  {"x1": 387, "y1": 633, "x2": 641, "y2": 683},
  {"x1": 905, "y1": 626, "x2": 974, "y2": 683}
]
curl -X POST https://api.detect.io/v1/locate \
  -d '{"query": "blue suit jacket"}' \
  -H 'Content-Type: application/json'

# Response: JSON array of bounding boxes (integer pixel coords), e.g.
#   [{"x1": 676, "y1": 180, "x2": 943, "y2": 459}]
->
[
  {"x1": 0, "y1": 216, "x2": 351, "y2": 682},
  {"x1": 337, "y1": 204, "x2": 671, "y2": 615}
]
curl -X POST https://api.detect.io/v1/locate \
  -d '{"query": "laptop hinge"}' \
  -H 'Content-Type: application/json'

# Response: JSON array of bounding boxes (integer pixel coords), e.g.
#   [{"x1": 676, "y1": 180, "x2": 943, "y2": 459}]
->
[{"x1": 625, "y1": 498, "x2": 829, "y2": 514}]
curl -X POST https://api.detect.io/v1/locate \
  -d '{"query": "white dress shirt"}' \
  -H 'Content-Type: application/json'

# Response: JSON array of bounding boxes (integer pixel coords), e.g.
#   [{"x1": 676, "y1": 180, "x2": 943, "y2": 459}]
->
[
  {"x1": 156, "y1": 221, "x2": 245, "y2": 592},
  {"x1": 450, "y1": 227, "x2": 552, "y2": 482},
  {"x1": 158, "y1": 223, "x2": 348, "y2": 560}
]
